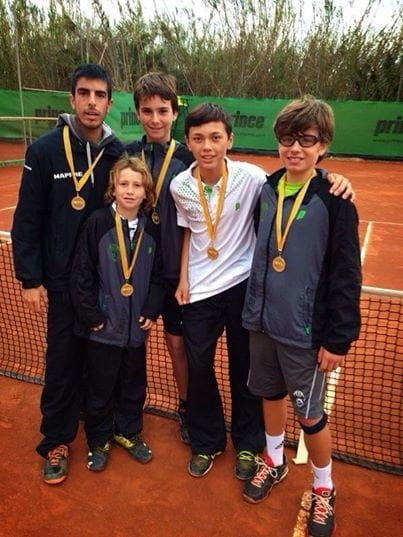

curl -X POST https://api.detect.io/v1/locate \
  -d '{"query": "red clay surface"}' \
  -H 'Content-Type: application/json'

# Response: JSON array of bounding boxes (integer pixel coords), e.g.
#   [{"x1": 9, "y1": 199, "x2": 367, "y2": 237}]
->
[
  {"x1": 0, "y1": 376, "x2": 401, "y2": 537},
  {"x1": 1, "y1": 144, "x2": 402, "y2": 536}
]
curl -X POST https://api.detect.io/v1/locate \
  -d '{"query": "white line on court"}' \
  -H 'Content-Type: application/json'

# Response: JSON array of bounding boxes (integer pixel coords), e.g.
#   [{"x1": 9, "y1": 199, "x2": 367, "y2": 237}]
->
[
  {"x1": 360, "y1": 221, "x2": 373, "y2": 264},
  {"x1": 361, "y1": 219, "x2": 403, "y2": 227},
  {"x1": 0, "y1": 206, "x2": 15, "y2": 212}
]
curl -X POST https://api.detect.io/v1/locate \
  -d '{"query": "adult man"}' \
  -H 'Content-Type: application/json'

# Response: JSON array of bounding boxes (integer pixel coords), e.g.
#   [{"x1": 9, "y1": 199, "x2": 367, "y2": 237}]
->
[{"x1": 12, "y1": 64, "x2": 123, "y2": 484}]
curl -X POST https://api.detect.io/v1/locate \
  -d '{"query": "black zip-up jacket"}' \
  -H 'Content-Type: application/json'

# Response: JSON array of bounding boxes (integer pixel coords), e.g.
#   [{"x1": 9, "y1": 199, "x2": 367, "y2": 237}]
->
[
  {"x1": 125, "y1": 136, "x2": 194, "y2": 281},
  {"x1": 71, "y1": 206, "x2": 164, "y2": 348},
  {"x1": 242, "y1": 168, "x2": 362, "y2": 355},
  {"x1": 11, "y1": 114, "x2": 124, "y2": 291}
]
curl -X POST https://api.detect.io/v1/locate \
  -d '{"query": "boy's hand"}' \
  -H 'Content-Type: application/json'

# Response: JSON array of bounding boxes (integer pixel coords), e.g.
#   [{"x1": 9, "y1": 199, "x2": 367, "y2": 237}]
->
[
  {"x1": 22, "y1": 285, "x2": 47, "y2": 313},
  {"x1": 328, "y1": 173, "x2": 355, "y2": 201},
  {"x1": 139, "y1": 316, "x2": 154, "y2": 331},
  {"x1": 317, "y1": 347, "x2": 345, "y2": 372},
  {"x1": 175, "y1": 280, "x2": 190, "y2": 305}
]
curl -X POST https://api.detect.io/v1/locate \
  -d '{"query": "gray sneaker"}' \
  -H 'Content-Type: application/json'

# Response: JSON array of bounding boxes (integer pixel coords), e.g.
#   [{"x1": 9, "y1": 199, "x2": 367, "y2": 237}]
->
[
  {"x1": 87, "y1": 441, "x2": 111, "y2": 471},
  {"x1": 307, "y1": 487, "x2": 336, "y2": 537},
  {"x1": 234, "y1": 450, "x2": 259, "y2": 480},
  {"x1": 42, "y1": 444, "x2": 69, "y2": 485},
  {"x1": 243, "y1": 455, "x2": 288, "y2": 503},
  {"x1": 188, "y1": 451, "x2": 222, "y2": 477},
  {"x1": 113, "y1": 434, "x2": 152, "y2": 463}
]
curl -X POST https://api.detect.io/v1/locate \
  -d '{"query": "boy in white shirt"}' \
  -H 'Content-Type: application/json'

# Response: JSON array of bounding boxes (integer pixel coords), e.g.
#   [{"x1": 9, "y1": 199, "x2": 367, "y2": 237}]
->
[{"x1": 170, "y1": 103, "x2": 353, "y2": 481}]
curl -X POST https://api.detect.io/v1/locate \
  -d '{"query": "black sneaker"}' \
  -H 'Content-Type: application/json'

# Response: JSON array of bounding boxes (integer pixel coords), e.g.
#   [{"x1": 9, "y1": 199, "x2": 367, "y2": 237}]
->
[
  {"x1": 87, "y1": 441, "x2": 111, "y2": 471},
  {"x1": 42, "y1": 444, "x2": 69, "y2": 485},
  {"x1": 188, "y1": 451, "x2": 222, "y2": 477},
  {"x1": 243, "y1": 455, "x2": 288, "y2": 503},
  {"x1": 307, "y1": 487, "x2": 336, "y2": 537},
  {"x1": 113, "y1": 433, "x2": 153, "y2": 463},
  {"x1": 234, "y1": 450, "x2": 259, "y2": 480}
]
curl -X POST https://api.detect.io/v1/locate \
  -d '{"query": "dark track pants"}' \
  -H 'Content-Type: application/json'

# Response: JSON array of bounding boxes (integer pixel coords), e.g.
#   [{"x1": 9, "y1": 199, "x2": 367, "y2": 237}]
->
[
  {"x1": 183, "y1": 280, "x2": 265, "y2": 454},
  {"x1": 36, "y1": 290, "x2": 83, "y2": 457},
  {"x1": 84, "y1": 340, "x2": 147, "y2": 448}
]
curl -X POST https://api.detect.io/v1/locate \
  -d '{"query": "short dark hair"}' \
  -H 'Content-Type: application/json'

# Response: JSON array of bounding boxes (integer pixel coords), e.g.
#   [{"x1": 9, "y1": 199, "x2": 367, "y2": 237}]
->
[
  {"x1": 185, "y1": 103, "x2": 232, "y2": 138},
  {"x1": 71, "y1": 64, "x2": 112, "y2": 100},
  {"x1": 273, "y1": 95, "x2": 334, "y2": 144},
  {"x1": 133, "y1": 72, "x2": 179, "y2": 113}
]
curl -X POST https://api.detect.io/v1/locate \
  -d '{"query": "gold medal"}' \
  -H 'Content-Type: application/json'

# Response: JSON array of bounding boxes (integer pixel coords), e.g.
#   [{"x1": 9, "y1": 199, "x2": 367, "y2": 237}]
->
[
  {"x1": 71, "y1": 195, "x2": 86, "y2": 210},
  {"x1": 151, "y1": 210, "x2": 160, "y2": 225},
  {"x1": 273, "y1": 172, "x2": 315, "y2": 273},
  {"x1": 195, "y1": 164, "x2": 228, "y2": 262},
  {"x1": 142, "y1": 139, "x2": 175, "y2": 228},
  {"x1": 272, "y1": 256, "x2": 286, "y2": 272},
  {"x1": 207, "y1": 246, "x2": 219, "y2": 260},
  {"x1": 121, "y1": 283, "x2": 134, "y2": 297},
  {"x1": 63, "y1": 126, "x2": 104, "y2": 213}
]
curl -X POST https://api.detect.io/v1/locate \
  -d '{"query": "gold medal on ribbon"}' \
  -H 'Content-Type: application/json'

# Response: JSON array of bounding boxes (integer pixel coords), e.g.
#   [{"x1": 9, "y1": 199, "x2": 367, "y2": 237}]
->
[
  {"x1": 120, "y1": 283, "x2": 134, "y2": 297},
  {"x1": 195, "y1": 163, "x2": 228, "y2": 261},
  {"x1": 63, "y1": 126, "x2": 104, "y2": 211},
  {"x1": 141, "y1": 139, "x2": 176, "y2": 226},
  {"x1": 71, "y1": 195, "x2": 86, "y2": 211},
  {"x1": 272, "y1": 172, "x2": 315, "y2": 273},
  {"x1": 272, "y1": 256, "x2": 286, "y2": 272},
  {"x1": 151, "y1": 210, "x2": 160, "y2": 225},
  {"x1": 207, "y1": 246, "x2": 219, "y2": 260},
  {"x1": 115, "y1": 210, "x2": 145, "y2": 298}
]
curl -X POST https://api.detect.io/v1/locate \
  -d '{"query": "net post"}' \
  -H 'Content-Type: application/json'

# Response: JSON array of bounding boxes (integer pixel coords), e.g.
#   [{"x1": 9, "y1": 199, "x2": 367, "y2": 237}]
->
[{"x1": 293, "y1": 430, "x2": 309, "y2": 465}]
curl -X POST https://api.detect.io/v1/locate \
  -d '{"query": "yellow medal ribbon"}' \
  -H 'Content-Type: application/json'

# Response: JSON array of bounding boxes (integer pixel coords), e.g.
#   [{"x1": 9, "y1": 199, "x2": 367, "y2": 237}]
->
[
  {"x1": 141, "y1": 138, "x2": 176, "y2": 223},
  {"x1": 273, "y1": 172, "x2": 315, "y2": 272},
  {"x1": 115, "y1": 210, "x2": 145, "y2": 296},
  {"x1": 63, "y1": 125, "x2": 105, "y2": 210},
  {"x1": 195, "y1": 163, "x2": 228, "y2": 260}
]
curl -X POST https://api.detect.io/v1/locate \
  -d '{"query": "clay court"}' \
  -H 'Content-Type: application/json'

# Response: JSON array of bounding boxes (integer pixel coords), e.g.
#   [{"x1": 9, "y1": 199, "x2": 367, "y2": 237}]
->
[{"x1": 0, "y1": 143, "x2": 402, "y2": 537}]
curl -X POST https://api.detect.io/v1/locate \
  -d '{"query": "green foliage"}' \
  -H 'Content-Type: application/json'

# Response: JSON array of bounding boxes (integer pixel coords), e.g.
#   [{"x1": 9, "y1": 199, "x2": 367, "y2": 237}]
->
[{"x1": 0, "y1": 0, "x2": 401, "y2": 100}]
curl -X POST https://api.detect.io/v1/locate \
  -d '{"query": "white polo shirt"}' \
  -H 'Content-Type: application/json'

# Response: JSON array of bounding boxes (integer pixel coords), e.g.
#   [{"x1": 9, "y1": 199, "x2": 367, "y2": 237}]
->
[{"x1": 170, "y1": 158, "x2": 267, "y2": 303}]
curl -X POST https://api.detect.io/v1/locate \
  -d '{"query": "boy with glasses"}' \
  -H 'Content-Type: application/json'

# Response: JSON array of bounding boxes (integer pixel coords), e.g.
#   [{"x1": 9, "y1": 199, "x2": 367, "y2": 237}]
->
[{"x1": 242, "y1": 95, "x2": 361, "y2": 537}]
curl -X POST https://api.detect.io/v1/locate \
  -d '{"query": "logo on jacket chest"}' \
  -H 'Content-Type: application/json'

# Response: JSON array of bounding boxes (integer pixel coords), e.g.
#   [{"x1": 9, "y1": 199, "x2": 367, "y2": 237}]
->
[{"x1": 53, "y1": 171, "x2": 84, "y2": 180}]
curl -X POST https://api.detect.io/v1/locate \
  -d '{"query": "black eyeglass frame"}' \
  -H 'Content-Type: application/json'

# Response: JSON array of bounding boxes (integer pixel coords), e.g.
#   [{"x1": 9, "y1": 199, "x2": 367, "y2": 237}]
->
[{"x1": 277, "y1": 134, "x2": 321, "y2": 148}]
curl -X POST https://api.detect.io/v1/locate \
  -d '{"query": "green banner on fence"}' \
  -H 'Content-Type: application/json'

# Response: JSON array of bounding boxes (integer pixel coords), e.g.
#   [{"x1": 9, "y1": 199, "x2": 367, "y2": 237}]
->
[{"x1": 0, "y1": 89, "x2": 401, "y2": 159}]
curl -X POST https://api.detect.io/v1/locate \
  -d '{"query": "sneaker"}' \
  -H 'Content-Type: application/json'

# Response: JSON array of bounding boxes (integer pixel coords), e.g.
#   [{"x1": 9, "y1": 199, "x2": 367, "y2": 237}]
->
[
  {"x1": 188, "y1": 451, "x2": 222, "y2": 477},
  {"x1": 87, "y1": 441, "x2": 111, "y2": 472},
  {"x1": 178, "y1": 407, "x2": 190, "y2": 445},
  {"x1": 243, "y1": 455, "x2": 288, "y2": 503},
  {"x1": 42, "y1": 444, "x2": 69, "y2": 485},
  {"x1": 113, "y1": 433, "x2": 153, "y2": 463},
  {"x1": 307, "y1": 487, "x2": 336, "y2": 537},
  {"x1": 234, "y1": 450, "x2": 259, "y2": 480}
]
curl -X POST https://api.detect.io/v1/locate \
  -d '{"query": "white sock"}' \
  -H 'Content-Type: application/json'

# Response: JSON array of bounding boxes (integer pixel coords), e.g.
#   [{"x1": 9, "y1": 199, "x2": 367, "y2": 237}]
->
[
  {"x1": 311, "y1": 461, "x2": 333, "y2": 491},
  {"x1": 265, "y1": 432, "x2": 284, "y2": 467}
]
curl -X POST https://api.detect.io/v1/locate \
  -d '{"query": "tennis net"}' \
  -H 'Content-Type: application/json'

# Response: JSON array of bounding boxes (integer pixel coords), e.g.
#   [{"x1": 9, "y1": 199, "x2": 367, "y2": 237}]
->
[{"x1": 0, "y1": 231, "x2": 401, "y2": 475}]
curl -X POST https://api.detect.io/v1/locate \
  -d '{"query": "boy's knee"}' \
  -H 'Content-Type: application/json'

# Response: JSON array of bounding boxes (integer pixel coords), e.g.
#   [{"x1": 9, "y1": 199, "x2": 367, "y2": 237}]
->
[{"x1": 299, "y1": 412, "x2": 328, "y2": 435}]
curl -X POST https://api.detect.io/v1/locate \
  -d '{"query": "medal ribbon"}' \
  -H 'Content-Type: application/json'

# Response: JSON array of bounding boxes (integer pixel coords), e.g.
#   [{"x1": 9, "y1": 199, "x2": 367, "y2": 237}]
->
[
  {"x1": 115, "y1": 210, "x2": 145, "y2": 285},
  {"x1": 141, "y1": 138, "x2": 176, "y2": 211},
  {"x1": 195, "y1": 163, "x2": 228, "y2": 245},
  {"x1": 275, "y1": 172, "x2": 314, "y2": 257},
  {"x1": 63, "y1": 125, "x2": 105, "y2": 196}
]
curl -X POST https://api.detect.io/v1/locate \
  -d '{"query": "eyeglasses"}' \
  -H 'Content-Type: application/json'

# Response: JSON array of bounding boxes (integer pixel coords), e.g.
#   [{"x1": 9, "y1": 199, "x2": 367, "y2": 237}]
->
[{"x1": 277, "y1": 134, "x2": 321, "y2": 148}]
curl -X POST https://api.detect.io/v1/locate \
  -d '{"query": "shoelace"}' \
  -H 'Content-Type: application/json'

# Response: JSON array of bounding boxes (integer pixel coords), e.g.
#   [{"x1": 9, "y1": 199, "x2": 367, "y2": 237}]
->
[
  {"x1": 251, "y1": 457, "x2": 278, "y2": 487},
  {"x1": 196, "y1": 454, "x2": 210, "y2": 462},
  {"x1": 311, "y1": 492, "x2": 334, "y2": 525},
  {"x1": 47, "y1": 444, "x2": 68, "y2": 466},
  {"x1": 237, "y1": 450, "x2": 255, "y2": 462}
]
